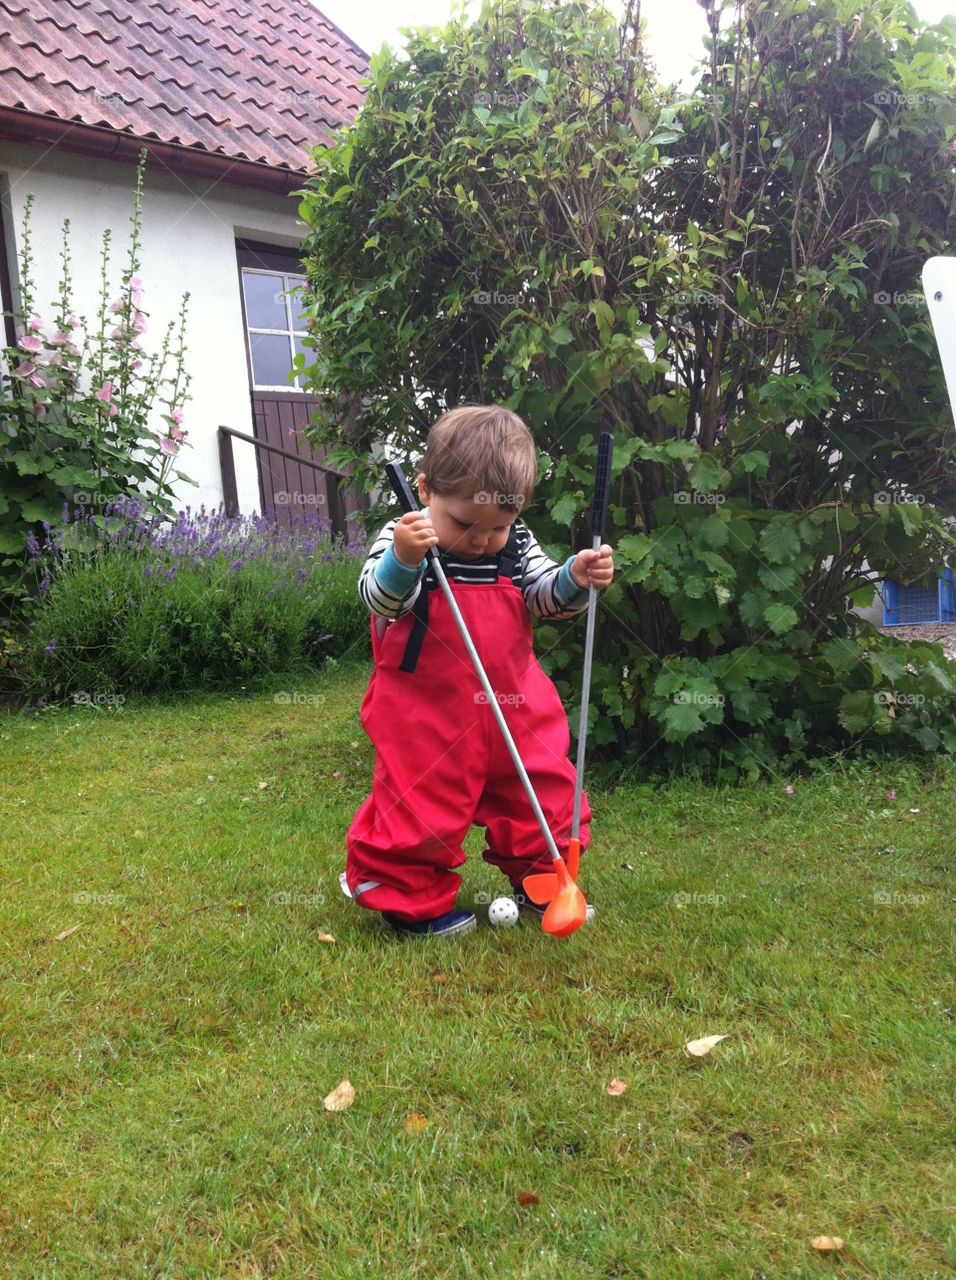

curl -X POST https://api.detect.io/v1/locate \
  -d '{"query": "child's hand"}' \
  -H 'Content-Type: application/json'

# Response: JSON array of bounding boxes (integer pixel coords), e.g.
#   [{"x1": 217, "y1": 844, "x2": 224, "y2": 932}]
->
[
  {"x1": 570, "y1": 545, "x2": 614, "y2": 591},
  {"x1": 393, "y1": 511, "x2": 439, "y2": 568}
]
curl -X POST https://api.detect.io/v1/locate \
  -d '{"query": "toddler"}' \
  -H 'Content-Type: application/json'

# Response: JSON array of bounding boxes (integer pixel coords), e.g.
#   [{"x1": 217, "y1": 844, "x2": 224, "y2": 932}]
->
[{"x1": 343, "y1": 405, "x2": 614, "y2": 937}]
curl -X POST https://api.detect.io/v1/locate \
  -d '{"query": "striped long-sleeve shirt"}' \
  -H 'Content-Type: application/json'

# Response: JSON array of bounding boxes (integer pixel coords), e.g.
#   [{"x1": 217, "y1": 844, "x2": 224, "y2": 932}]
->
[{"x1": 357, "y1": 509, "x2": 591, "y2": 622}]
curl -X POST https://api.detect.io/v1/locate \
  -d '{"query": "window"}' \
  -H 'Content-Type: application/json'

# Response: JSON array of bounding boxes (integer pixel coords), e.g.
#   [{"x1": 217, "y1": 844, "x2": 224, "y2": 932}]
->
[{"x1": 241, "y1": 268, "x2": 310, "y2": 391}]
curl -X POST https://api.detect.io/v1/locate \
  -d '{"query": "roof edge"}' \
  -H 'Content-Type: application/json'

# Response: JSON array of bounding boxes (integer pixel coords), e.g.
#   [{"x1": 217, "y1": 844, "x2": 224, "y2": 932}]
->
[{"x1": 0, "y1": 108, "x2": 328, "y2": 195}]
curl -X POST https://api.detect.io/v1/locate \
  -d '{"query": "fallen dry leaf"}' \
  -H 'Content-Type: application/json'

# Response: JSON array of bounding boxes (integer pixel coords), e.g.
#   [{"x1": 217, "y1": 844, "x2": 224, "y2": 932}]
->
[
  {"x1": 55, "y1": 925, "x2": 81, "y2": 942},
  {"x1": 332, "y1": 770, "x2": 343, "y2": 780},
  {"x1": 606, "y1": 1078, "x2": 628, "y2": 1097},
  {"x1": 324, "y1": 1079, "x2": 355, "y2": 1112},
  {"x1": 685, "y1": 1034, "x2": 729, "y2": 1058},
  {"x1": 809, "y1": 1236, "x2": 845, "y2": 1254},
  {"x1": 404, "y1": 1112, "x2": 429, "y2": 1134},
  {"x1": 315, "y1": 931, "x2": 336, "y2": 945},
  {"x1": 258, "y1": 781, "x2": 269, "y2": 790},
  {"x1": 432, "y1": 973, "x2": 448, "y2": 985},
  {"x1": 517, "y1": 1191, "x2": 540, "y2": 1207}
]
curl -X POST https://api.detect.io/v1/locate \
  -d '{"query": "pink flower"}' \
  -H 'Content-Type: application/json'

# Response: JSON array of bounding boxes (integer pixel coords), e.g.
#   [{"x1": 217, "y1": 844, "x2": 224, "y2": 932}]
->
[
  {"x1": 95, "y1": 380, "x2": 113, "y2": 405},
  {"x1": 27, "y1": 315, "x2": 44, "y2": 332},
  {"x1": 171, "y1": 409, "x2": 184, "y2": 425},
  {"x1": 110, "y1": 326, "x2": 126, "y2": 344},
  {"x1": 160, "y1": 436, "x2": 180, "y2": 457},
  {"x1": 784, "y1": 784, "x2": 795, "y2": 796},
  {"x1": 65, "y1": 314, "x2": 80, "y2": 329},
  {"x1": 110, "y1": 299, "x2": 125, "y2": 314},
  {"x1": 170, "y1": 426, "x2": 185, "y2": 441},
  {"x1": 64, "y1": 341, "x2": 80, "y2": 357},
  {"x1": 50, "y1": 330, "x2": 71, "y2": 346},
  {"x1": 132, "y1": 312, "x2": 147, "y2": 335},
  {"x1": 886, "y1": 789, "x2": 896, "y2": 799},
  {"x1": 131, "y1": 359, "x2": 143, "y2": 370},
  {"x1": 26, "y1": 370, "x2": 47, "y2": 389},
  {"x1": 130, "y1": 276, "x2": 142, "y2": 290},
  {"x1": 13, "y1": 360, "x2": 36, "y2": 378},
  {"x1": 19, "y1": 333, "x2": 43, "y2": 354}
]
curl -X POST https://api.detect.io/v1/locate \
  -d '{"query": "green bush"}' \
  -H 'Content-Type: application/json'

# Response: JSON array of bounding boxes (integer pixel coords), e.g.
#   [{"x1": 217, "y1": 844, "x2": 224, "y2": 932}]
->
[
  {"x1": 294, "y1": 0, "x2": 956, "y2": 781},
  {"x1": 11, "y1": 500, "x2": 369, "y2": 702}
]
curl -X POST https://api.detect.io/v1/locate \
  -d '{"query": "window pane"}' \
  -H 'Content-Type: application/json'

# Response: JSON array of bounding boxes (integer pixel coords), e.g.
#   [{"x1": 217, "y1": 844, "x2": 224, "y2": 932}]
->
[
  {"x1": 250, "y1": 333, "x2": 293, "y2": 386},
  {"x1": 286, "y1": 276, "x2": 309, "y2": 331},
  {"x1": 242, "y1": 271, "x2": 287, "y2": 330}
]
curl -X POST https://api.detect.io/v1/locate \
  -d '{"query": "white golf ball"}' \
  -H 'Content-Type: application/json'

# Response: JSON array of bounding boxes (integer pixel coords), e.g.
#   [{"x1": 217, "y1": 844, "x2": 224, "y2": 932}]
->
[{"x1": 488, "y1": 896, "x2": 520, "y2": 928}]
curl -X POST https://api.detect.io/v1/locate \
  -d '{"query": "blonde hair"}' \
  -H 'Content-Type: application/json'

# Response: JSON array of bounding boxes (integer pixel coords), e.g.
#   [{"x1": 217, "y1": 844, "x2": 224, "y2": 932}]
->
[{"x1": 418, "y1": 405, "x2": 538, "y2": 514}]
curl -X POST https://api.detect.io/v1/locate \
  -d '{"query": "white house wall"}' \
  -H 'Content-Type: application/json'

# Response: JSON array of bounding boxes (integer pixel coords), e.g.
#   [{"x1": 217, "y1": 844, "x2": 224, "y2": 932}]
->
[{"x1": 0, "y1": 142, "x2": 309, "y2": 516}]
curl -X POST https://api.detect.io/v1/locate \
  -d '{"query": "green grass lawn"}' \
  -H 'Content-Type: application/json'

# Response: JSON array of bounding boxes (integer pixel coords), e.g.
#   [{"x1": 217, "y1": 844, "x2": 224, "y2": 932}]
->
[{"x1": 1, "y1": 659, "x2": 953, "y2": 1279}]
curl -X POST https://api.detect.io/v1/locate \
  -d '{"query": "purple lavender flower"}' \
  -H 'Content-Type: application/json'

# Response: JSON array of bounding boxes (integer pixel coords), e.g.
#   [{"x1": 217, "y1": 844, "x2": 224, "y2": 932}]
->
[
  {"x1": 25, "y1": 530, "x2": 40, "y2": 558},
  {"x1": 43, "y1": 638, "x2": 57, "y2": 654},
  {"x1": 165, "y1": 567, "x2": 176, "y2": 582},
  {"x1": 144, "y1": 564, "x2": 153, "y2": 579}
]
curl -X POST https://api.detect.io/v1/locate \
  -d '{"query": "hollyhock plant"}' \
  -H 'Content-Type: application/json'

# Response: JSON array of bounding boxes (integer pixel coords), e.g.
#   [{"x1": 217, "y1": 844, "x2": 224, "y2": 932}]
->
[{"x1": 0, "y1": 147, "x2": 193, "y2": 608}]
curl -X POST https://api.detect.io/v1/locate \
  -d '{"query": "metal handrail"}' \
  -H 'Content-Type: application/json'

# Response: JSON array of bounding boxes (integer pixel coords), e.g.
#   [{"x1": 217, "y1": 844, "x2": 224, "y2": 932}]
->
[{"x1": 218, "y1": 423, "x2": 348, "y2": 530}]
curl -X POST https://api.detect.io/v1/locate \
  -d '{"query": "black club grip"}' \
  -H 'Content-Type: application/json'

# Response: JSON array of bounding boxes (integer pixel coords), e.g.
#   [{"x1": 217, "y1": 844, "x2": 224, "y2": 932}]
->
[
  {"x1": 384, "y1": 461, "x2": 439, "y2": 565},
  {"x1": 385, "y1": 461, "x2": 420, "y2": 514},
  {"x1": 591, "y1": 432, "x2": 614, "y2": 540}
]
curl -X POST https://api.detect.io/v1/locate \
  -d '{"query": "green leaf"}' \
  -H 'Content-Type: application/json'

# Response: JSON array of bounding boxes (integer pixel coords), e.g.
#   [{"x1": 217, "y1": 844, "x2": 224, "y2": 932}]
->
[
  {"x1": 8, "y1": 451, "x2": 55, "y2": 476},
  {"x1": 763, "y1": 602, "x2": 798, "y2": 634},
  {"x1": 661, "y1": 699, "x2": 707, "y2": 740},
  {"x1": 759, "y1": 519, "x2": 802, "y2": 564},
  {"x1": 549, "y1": 493, "x2": 578, "y2": 525},
  {"x1": 838, "y1": 691, "x2": 874, "y2": 734}
]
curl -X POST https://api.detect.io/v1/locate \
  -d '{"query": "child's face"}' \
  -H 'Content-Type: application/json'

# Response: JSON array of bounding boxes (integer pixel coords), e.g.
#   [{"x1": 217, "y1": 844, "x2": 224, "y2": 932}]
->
[{"x1": 416, "y1": 475, "x2": 519, "y2": 560}]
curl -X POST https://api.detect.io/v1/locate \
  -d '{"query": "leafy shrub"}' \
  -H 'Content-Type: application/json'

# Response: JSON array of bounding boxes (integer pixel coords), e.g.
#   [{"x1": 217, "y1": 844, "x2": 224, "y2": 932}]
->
[
  {"x1": 294, "y1": 0, "x2": 956, "y2": 781},
  {"x1": 12, "y1": 499, "x2": 369, "y2": 701}
]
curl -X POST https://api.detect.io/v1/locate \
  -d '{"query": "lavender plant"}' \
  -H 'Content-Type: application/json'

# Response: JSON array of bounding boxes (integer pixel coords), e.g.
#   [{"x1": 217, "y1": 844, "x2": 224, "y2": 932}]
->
[
  {"x1": 0, "y1": 148, "x2": 194, "y2": 616},
  {"x1": 14, "y1": 498, "x2": 368, "y2": 701}
]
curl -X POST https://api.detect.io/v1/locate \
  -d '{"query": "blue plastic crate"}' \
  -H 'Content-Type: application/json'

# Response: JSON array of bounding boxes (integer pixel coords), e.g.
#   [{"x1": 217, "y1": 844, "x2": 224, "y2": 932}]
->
[{"x1": 883, "y1": 566, "x2": 955, "y2": 625}]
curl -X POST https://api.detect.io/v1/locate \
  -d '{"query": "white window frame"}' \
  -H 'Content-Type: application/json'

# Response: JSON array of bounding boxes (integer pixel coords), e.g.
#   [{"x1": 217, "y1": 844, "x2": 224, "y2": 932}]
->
[{"x1": 242, "y1": 267, "x2": 309, "y2": 392}]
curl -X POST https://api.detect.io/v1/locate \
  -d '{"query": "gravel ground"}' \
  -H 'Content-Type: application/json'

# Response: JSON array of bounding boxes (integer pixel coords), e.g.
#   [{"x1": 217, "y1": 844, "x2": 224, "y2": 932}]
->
[{"x1": 878, "y1": 623, "x2": 956, "y2": 661}]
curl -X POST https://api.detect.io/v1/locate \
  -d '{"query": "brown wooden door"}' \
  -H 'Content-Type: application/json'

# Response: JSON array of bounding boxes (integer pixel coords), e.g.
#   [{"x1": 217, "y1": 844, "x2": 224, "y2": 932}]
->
[{"x1": 236, "y1": 239, "x2": 366, "y2": 535}]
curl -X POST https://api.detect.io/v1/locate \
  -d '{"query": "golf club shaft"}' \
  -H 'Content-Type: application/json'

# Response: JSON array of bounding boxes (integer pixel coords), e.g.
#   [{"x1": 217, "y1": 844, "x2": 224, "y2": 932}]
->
[
  {"x1": 571, "y1": 432, "x2": 614, "y2": 841},
  {"x1": 384, "y1": 463, "x2": 563, "y2": 866}
]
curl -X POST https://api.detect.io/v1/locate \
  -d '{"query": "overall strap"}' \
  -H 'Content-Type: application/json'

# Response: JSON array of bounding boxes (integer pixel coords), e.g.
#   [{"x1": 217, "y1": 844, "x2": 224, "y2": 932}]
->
[
  {"x1": 398, "y1": 552, "x2": 447, "y2": 674},
  {"x1": 498, "y1": 521, "x2": 520, "y2": 581}
]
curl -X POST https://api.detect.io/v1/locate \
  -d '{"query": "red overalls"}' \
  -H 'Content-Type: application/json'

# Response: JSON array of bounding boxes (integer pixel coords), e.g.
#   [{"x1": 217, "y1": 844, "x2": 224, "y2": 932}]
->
[{"x1": 345, "y1": 525, "x2": 591, "y2": 922}]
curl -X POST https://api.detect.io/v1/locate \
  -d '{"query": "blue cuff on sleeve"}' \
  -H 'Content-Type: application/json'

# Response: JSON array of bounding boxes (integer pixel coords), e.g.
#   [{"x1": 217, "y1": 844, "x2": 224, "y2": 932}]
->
[
  {"x1": 556, "y1": 556, "x2": 589, "y2": 607},
  {"x1": 376, "y1": 542, "x2": 424, "y2": 597}
]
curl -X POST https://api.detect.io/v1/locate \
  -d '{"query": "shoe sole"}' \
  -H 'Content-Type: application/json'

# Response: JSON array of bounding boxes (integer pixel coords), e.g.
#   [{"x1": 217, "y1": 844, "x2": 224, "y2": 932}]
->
[{"x1": 380, "y1": 913, "x2": 478, "y2": 938}]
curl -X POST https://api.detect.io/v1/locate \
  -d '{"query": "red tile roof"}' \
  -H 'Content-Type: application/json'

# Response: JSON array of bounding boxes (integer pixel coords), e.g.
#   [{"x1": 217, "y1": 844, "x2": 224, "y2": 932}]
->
[{"x1": 0, "y1": 0, "x2": 369, "y2": 191}]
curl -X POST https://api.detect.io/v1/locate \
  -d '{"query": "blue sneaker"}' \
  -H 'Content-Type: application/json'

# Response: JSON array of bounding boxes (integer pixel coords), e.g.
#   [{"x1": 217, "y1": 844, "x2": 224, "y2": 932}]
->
[
  {"x1": 381, "y1": 907, "x2": 477, "y2": 938},
  {"x1": 509, "y1": 882, "x2": 596, "y2": 925}
]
